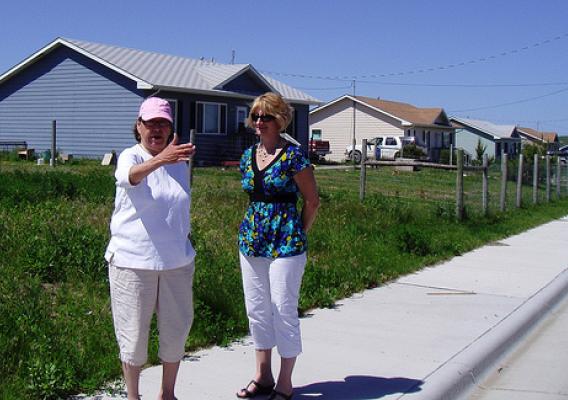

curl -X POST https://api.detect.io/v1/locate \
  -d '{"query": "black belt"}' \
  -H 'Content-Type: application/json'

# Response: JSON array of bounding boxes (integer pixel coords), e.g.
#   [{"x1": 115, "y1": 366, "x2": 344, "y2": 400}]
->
[{"x1": 249, "y1": 192, "x2": 297, "y2": 203}]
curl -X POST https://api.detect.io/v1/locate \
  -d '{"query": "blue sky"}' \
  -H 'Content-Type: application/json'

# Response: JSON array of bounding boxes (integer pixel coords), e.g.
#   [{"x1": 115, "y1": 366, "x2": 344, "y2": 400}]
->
[{"x1": 1, "y1": 0, "x2": 567, "y2": 133}]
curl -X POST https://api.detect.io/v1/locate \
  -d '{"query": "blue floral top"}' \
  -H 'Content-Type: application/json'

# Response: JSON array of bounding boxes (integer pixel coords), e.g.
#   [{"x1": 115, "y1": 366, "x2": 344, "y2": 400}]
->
[{"x1": 239, "y1": 142, "x2": 310, "y2": 258}]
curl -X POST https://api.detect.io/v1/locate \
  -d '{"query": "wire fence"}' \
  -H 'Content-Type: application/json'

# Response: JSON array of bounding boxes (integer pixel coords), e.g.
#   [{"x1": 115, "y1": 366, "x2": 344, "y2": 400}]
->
[{"x1": 358, "y1": 141, "x2": 568, "y2": 220}]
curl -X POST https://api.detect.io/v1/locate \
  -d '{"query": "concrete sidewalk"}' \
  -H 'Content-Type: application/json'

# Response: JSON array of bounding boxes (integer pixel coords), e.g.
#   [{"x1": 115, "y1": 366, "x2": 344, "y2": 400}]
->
[{"x1": 82, "y1": 216, "x2": 568, "y2": 400}]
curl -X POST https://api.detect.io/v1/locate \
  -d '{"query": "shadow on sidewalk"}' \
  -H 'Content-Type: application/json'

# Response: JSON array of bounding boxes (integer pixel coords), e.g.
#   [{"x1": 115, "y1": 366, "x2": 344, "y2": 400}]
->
[{"x1": 293, "y1": 375, "x2": 423, "y2": 399}]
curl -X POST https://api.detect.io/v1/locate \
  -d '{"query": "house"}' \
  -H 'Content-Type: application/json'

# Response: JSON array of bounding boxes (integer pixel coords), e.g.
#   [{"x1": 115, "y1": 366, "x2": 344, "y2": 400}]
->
[
  {"x1": 450, "y1": 117, "x2": 521, "y2": 162},
  {"x1": 308, "y1": 95, "x2": 454, "y2": 162},
  {"x1": 517, "y1": 126, "x2": 559, "y2": 153},
  {"x1": 0, "y1": 38, "x2": 320, "y2": 163}
]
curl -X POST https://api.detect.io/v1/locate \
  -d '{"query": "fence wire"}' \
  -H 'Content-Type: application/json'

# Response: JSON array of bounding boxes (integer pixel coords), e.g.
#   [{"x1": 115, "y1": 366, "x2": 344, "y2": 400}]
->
[{"x1": 355, "y1": 156, "x2": 568, "y2": 219}]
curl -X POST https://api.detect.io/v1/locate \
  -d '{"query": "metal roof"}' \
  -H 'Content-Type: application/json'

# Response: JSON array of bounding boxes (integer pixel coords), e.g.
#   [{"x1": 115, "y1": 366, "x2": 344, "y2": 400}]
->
[
  {"x1": 450, "y1": 117, "x2": 518, "y2": 140},
  {"x1": 0, "y1": 37, "x2": 320, "y2": 105}
]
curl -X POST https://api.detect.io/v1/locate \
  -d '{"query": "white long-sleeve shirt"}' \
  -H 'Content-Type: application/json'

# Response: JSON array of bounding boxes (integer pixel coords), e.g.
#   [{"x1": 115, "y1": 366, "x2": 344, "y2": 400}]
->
[{"x1": 105, "y1": 144, "x2": 196, "y2": 270}]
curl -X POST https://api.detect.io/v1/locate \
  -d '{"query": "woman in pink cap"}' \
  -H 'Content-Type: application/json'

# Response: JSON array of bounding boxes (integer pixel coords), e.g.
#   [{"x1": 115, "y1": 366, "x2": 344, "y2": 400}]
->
[{"x1": 105, "y1": 97, "x2": 196, "y2": 400}]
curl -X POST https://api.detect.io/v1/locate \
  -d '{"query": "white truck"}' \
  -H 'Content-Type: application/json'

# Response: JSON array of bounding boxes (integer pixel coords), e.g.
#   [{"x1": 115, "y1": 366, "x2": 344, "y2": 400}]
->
[{"x1": 345, "y1": 136, "x2": 409, "y2": 163}]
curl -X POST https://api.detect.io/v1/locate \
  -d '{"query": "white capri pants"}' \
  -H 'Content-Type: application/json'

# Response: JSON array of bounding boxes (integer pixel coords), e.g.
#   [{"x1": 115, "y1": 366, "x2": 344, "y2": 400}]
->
[
  {"x1": 239, "y1": 252, "x2": 307, "y2": 358},
  {"x1": 108, "y1": 262, "x2": 195, "y2": 366}
]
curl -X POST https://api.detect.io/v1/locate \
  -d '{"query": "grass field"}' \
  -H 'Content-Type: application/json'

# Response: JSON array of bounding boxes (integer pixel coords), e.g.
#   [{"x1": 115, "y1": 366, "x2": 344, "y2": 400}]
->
[{"x1": 1, "y1": 159, "x2": 567, "y2": 399}]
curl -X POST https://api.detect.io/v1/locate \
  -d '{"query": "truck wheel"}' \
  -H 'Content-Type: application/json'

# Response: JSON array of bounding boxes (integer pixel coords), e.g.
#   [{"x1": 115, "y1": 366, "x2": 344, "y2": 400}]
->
[{"x1": 350, "y1": 150, "x2": 362, "y2": 164}]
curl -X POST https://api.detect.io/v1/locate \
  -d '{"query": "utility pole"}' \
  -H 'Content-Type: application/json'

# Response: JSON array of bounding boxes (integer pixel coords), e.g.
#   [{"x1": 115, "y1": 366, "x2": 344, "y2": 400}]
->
[{"x1": 352, "y1": 80, "x2": 357, "y2": 168}]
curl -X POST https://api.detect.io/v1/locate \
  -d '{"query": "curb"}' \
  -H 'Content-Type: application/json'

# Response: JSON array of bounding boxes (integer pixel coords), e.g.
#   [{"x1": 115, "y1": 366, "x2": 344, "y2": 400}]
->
[{"x1": 400, "y1": 267, "x2": 568, "y2": 400}]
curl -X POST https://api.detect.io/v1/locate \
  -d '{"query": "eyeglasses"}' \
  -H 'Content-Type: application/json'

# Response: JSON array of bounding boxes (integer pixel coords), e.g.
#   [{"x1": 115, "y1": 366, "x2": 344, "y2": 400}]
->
[
  {"x1": 251, "y1": 114, "x2": 276, "y2": 123},
  {"x1": 141, "y1": 119, "x2": 171, "y2": 129}
]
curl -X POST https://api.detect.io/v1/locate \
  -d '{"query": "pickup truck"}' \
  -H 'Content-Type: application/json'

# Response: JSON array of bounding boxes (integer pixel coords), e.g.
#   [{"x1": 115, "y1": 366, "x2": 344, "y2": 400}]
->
[
  {"x1": 308, "y1": 139, "x2": 331, "y2": 163},
  {"x1": 345, "y1": 136, "x2": 406, "y2": 163}
]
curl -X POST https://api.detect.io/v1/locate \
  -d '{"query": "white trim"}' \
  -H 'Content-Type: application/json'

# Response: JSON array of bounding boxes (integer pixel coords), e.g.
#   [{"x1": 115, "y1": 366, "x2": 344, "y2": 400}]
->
[
  {"x1": 196, "y1": 101, "x2": 228, "y2": 135},
  {"x1": 236, "y1": 106, "x2": 248, "y2": 131},
  {"x1": 0, "y1": 38, "x2": 153, "y2": 88},
  {"x1": 164, "y1": 98, "x2": 179, "y2": 132},
  {"x1": 213, "y1": 64, "x2": 278, "y2": 95}
]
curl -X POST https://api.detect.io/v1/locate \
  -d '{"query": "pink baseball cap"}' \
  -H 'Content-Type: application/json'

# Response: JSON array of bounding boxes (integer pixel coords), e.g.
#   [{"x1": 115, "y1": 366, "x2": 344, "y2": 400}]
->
[{"x1": 138, "y1": 97, "x2": 173, "y2": 123}]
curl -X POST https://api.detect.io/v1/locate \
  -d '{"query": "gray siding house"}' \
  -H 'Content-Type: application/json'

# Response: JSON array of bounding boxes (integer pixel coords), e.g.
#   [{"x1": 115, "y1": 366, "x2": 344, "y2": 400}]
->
[
  {"x1": 0, "y1": 38, "x2": 319, "y2": 163},
  {"x1": 450, "y1": 117, "x2": 521, "y2": 162}
]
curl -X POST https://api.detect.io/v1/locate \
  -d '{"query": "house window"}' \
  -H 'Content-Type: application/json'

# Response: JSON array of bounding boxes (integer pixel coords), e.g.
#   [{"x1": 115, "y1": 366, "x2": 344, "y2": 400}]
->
[
  {"x1": 311, "y1": 129, "x2": 322, "y2": 140},
  {"x1": 236, "y1": 106, "x2": 248, "y2": 133},
  {"x1": 164, "y1": 98, "x2": 178, "y2": 132},
  {"x1": 196, "y1": 102, "x2": 227, "y2": 134}
]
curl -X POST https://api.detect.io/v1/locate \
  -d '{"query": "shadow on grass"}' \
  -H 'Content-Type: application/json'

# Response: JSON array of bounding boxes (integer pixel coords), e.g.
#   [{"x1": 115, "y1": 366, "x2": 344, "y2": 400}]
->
[{"x1": 293, "y1": 375, "x2": 423, "y2": 399}]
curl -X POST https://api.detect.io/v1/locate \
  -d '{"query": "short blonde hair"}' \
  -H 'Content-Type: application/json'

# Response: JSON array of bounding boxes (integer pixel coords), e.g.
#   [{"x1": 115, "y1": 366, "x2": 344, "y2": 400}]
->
[{"x1": 246, "y1": 92, "x2": 294, "y2": 132}]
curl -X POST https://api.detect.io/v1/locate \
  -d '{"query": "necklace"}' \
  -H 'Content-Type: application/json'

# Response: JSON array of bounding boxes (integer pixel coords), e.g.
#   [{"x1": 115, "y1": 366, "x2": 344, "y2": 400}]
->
[{"x1": 257, "y1": 140, "x2": 283, "y2": 163}]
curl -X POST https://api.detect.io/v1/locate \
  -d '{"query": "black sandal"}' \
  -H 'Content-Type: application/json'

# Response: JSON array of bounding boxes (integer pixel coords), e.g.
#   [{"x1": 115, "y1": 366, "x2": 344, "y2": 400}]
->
[
  {"x1": 268, "y1": 389, "x2": 293, "y2": 400},
  {"x1": 236, "y1": 380, "x2": 275, "y2": 398}
]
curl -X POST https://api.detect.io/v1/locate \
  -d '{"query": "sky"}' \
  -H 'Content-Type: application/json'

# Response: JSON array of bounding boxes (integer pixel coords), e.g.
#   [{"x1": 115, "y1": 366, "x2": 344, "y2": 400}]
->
[{"x1": 1, "y1": 0, "x2": 568, "y2": 133}]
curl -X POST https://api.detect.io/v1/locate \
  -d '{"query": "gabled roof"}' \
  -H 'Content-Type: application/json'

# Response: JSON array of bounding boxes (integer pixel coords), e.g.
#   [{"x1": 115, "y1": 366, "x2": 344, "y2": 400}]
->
[
  {"x1": 450, "y1": 117, "x2": 518, "y2": 140},
  {"x1": 310, "y1": 94, "x2": 451, "y2": 128},
  {"x1": 517, "y1": 126, "x2": 558, "y2": 143},
  {"x1": 0, "y1": 37, "x2": 320, "y2": 104}
]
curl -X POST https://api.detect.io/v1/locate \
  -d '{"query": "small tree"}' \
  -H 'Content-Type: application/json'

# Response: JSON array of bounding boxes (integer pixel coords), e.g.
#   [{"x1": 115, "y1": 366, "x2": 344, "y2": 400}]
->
[
  {"x1": 473, "y1": 139, "x2": 487, "y2": 165},
  {"x1": 522, "y1": 142, "x2": 546, "y2": 163}
]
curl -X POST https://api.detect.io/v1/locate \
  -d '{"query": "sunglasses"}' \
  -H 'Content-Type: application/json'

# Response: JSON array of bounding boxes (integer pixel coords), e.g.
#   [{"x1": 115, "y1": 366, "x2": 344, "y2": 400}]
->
[
  {"x1": 251, "y1": 114, "x2": 276, "y2": 123},
  {"x1": 141, "y1": 119, "x2": 171, "y2": 129}
]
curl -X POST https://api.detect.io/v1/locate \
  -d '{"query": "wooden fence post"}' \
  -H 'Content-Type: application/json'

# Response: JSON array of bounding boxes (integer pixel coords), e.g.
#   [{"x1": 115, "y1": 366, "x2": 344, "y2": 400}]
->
[
  {"x1": 516, "y1": 153, "x2": 523, "y2": 208},
  {"x1": 565, "y1": 163, "x2": 568, "y2": 197},
  {"x1": 456, "y1": 149, "x2": 464, "y2": 220},
  {"x1": 533, "y1": 154, "x2": 539, "y2": 204},
  {"x1": 188, "y1": 129, "x2": 196, "y2": 186},
  {"x1": 500, "y1": 153, "x2": 508, "y2": 212},
  {"x1": 482, "y1": 154, "x2": 488, "y2": 216},
  {"x1": 51, "y1": 120, "x2": 57, "y2": 167},
  {"x1": 359, "y1": 138, "x2": 368, "y2": 201},
  {"x1": 556, "y1": 157, "x2": 561, "y2": 199},
  {"x1": 546, "y1": 155, "x2": 551, "y2": 202}
]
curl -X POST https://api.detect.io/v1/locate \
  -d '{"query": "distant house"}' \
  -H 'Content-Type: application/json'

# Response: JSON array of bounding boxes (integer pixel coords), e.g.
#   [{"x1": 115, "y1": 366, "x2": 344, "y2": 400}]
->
[
  {"x1": 0, "y1": 38, "x2": 320, "y2": 163},
  {"x1": 517, "y1": 126, "x2": 559, "y2": 153},
  {"x1": 450, "y1": 117, "x2": 521, "y2": 161},
  {"x1": 309, "y1": 95, "x2": 454, "y2": 162}
]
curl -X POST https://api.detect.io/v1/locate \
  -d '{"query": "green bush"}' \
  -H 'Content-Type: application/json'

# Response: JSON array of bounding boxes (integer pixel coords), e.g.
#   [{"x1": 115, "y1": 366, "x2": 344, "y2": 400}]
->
[{"x1": 401, "y1": 143, "x2": 426, "y2": 159}]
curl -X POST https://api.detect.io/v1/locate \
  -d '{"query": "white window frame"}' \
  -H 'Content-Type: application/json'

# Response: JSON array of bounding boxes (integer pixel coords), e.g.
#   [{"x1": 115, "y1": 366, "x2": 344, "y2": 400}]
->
[
  {"x1": 311, "y1": 129, "x2": 322, "y2": 140},
  {"x1": 164, "y1": 98, "x2": 179, "y2": 133},
  {"x1": 236, "y1": 106, "x2": 248, "y2": 132},
  {"x1": 196, "y1": 101, "x2": 227, "y2": 135}
]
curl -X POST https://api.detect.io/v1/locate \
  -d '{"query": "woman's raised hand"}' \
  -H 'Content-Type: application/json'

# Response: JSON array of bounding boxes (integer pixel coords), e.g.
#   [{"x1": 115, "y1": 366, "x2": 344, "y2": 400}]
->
[{"x1": 157, "y1": 133, "x2": 196, "y2": 164}]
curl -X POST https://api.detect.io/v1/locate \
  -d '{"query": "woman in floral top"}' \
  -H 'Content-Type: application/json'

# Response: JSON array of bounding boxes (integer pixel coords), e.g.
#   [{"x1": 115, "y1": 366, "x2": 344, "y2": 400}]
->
[{"x1": 236, "y1": 93, "x2": 320, "y2": 400}]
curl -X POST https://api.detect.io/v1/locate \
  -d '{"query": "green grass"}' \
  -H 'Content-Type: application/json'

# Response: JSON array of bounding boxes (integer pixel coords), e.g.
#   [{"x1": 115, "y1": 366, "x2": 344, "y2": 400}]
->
[{"x1": 1, "y1": 160, "x2": 567, "y2": 399}]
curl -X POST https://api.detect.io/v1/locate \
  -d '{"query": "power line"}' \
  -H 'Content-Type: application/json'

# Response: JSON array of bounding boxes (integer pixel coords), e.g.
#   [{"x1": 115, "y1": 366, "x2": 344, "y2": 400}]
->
[
  {"x1": 261, "y1": 32, "x2": 568, "y2": 82},
  {"x1": 295, "y1": 85, "x2": 352, "y2": 91},
  {"x1": 449, "y1": 87, "x2": 568, "y2": 113},
  {"x1": 356, "y1": 80, "x2": 568, "y2": 88}
]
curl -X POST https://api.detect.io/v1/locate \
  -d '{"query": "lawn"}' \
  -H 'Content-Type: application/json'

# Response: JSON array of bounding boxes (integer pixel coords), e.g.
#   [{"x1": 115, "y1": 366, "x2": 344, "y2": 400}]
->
[{"x1": 1, "y1": 159, "x2": 567, "y2": 399}]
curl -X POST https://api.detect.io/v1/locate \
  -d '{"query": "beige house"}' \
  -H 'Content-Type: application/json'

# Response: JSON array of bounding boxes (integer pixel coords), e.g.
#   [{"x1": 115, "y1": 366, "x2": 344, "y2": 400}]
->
[
  {"x1": 309, "y1": 95, "x2": 454, "y2": 162},
  {"x1": 517, "y1": 126, "x2": 559, "y2": 153}
]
